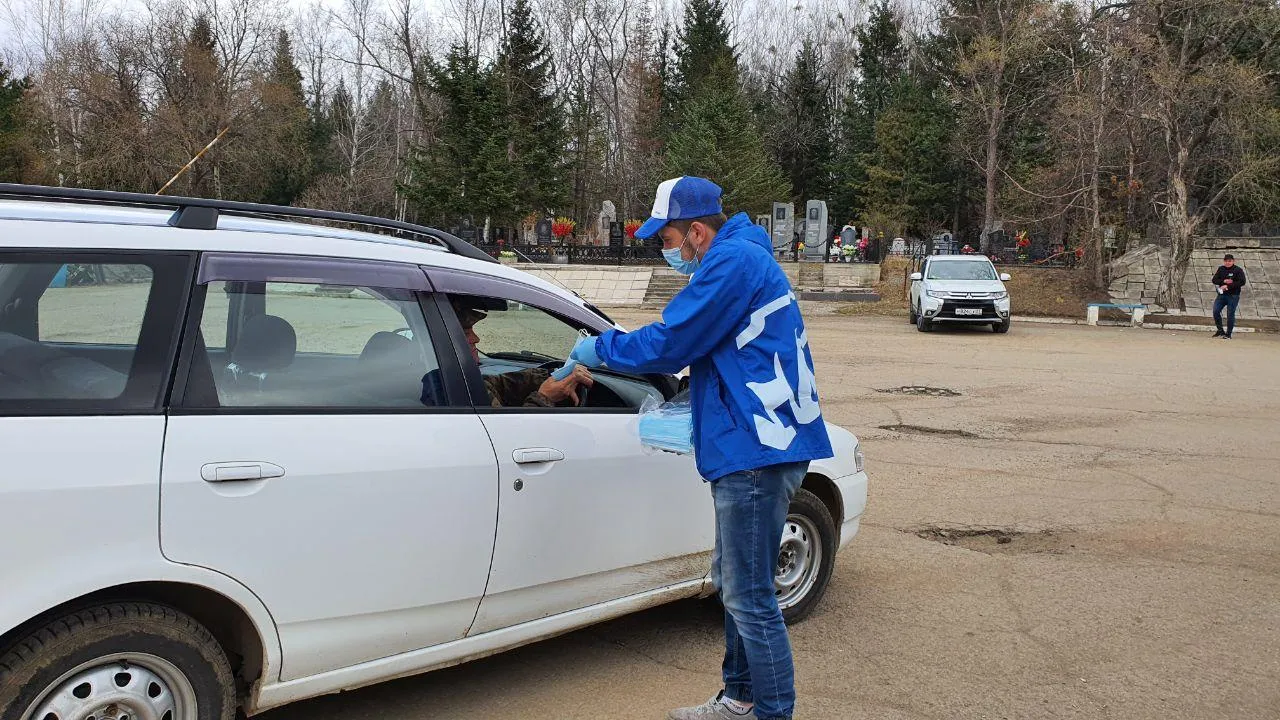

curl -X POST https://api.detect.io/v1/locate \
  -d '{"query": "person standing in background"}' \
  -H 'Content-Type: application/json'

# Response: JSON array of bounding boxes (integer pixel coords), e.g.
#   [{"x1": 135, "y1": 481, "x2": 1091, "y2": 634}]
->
[{"x1": 1212, "y1": 253, "x2": 1247, "y2": 339}]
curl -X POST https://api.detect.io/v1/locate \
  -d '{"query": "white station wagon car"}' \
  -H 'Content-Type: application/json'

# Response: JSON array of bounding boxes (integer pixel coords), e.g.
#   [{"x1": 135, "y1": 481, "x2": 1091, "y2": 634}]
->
[
  {"x1": 909, "y1": 254, "x2": 1013, "y2": 333},
  {"x1": 0, "y1": 185, "x2": 868, "y2": 720}
]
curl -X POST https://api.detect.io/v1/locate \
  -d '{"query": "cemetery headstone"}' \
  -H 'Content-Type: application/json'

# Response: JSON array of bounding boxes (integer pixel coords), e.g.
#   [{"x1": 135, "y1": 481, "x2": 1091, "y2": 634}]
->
[
  {"x1": 535, "y1": 218, "x2": 553, "y2": 246},
  {"x1": 771, "y1": 202, "x2": 794, "y2": 252},
  {"x1": 459, "y1": 218, "x2": 478, "y2": 244},
  {"x1": 599, "y1": 201, "x2": 617, "y2": 244},
  {"x1": 801, "y1": 200, "x2": 829, "y2": 261}
]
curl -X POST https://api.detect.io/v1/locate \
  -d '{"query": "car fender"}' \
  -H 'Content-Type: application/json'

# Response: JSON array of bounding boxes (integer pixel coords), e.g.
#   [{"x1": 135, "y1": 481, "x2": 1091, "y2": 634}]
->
[{"x1": 0, "y1": 550, "x2": 283, "y2": 689}]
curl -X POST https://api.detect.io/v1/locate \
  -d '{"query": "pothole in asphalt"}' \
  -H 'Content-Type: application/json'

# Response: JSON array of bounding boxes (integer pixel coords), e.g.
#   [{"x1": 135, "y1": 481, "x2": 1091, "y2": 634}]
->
[
  {"x1": 910, "y1": 525, "x2": 1075, "y2": 555},
  {"x1": 878, "y1": 423, "x2": 981, "y2": 438},
  {"x1": 877, "y1": 385, "x2": 962, "y2": 397}
]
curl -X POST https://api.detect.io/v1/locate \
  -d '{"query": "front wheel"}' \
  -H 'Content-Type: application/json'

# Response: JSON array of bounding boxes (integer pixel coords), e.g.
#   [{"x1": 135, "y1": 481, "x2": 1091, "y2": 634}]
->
[
  {"x1": 0, "y1": 603, "x2": 236, "y2": 720},
  {"x1": 994, "y1": 318, "x2": 1011, "y2": 333},
  {"x1": 778, "y1": 489, "x2": 839, "y2": 624},
  {"x1": 916, "y1": 313, "x2": 933, "y2": 332}
]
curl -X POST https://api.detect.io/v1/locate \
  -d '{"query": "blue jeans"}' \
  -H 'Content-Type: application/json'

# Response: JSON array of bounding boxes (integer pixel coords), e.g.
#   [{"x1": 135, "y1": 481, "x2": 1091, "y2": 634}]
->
[
  {"x1": 710, "y1": 462, "x2": 808, "y2": 720},
  {"x1": 1213, "y1": 292, "x2": 1240, "y2": 334}
]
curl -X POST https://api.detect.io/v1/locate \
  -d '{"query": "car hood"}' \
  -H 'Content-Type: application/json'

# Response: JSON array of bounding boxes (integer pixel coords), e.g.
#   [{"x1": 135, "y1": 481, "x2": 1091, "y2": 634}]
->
[{"x1": 923, "y1": 279, "x2": 1007, "y2": 294}]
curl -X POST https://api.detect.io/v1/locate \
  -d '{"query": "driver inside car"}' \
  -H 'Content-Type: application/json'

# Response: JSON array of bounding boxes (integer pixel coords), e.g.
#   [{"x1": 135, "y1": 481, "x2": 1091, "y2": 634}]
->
[{"x1": 452, "y1": 298, "x2": 594, "y2": 408}]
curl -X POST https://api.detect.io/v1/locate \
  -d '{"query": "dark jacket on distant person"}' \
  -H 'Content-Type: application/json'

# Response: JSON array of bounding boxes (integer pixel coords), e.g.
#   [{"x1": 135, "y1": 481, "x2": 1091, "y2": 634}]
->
[{"x1": 1212, "y1": 265, "x2": 1247, "y2": 295}]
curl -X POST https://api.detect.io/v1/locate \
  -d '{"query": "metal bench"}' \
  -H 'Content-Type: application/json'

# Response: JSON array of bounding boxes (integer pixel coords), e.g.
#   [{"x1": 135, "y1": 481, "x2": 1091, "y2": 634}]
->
[{"x1": 1087, "y1": 303, "x2": 1146, "y2": 327}]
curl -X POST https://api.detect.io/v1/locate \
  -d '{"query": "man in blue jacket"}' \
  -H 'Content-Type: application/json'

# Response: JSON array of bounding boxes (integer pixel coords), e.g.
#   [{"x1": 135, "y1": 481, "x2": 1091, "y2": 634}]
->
[{"x1": 571, "y1": 177, "x2": 832, "y2": 720}]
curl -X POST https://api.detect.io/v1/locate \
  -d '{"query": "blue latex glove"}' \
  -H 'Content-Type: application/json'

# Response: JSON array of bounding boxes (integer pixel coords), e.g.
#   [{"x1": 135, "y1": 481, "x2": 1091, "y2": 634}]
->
[
  {"x1": 570, "y1": 335, "x2": 604, "y2": 368},
  {"x1": 551, "y1": 359, "x2": 579, "y2": 381}
]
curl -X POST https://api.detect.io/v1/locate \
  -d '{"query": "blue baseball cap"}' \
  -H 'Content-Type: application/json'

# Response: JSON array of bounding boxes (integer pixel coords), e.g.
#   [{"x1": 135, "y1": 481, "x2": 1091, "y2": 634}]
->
[{"x1": 635, "y1": 176, "x2": 723, "y2": 240}]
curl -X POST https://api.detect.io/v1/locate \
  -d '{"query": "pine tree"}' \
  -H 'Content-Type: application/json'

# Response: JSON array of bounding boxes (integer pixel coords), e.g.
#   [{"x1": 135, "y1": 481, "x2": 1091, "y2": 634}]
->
[
  {"x1": 0, "y1": 61, "x2": 39, "y2": 183},
  {"x1": 775, "y1": 40, "x2": 834, "y2": 205},
  {"x1": 664, "y1": 0, "x2": 790, "y2": 215},
  {"x1": 252, "y1": 30, "x2": 312, "y2": 205},
  {"x1": 831, "y1": 0, "x2": 906, "y2": 222},
  {"x1": 861, "y1": 76, "x2": 956, "y2": 238},
  {"x1": 494, "y1": 0, "x2": 566, "y2": 221},
  {"x1": 403, "y1": 44, "x2": 515, "y2": 228},
  {"x1": 664, "y1": 89, "x2": 790, "y2": 218},
  {"x1": 669, "y1": 0, "x2": 737, "y2": 105}
]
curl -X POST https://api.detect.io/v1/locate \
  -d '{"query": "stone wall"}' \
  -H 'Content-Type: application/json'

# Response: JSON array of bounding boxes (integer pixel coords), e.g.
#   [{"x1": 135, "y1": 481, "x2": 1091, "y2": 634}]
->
[
  {"x1": 520, "y1": 265, "x2": 653, "y2": 306},
  {"x1": 779, "y1": 262, "x2": 880, "y2": 289},
  {"x1": 509, "y1": 260, "x2": 881, "y2": 307},
  {"x1": 1108, "y1": 239, "x2": 1280, "y2": 320}
]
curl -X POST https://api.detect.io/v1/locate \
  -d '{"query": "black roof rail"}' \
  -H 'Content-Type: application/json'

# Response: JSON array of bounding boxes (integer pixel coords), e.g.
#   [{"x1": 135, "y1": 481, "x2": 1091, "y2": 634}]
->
[{"x1": 0, "y1": 183, "x2": 498, "y2": 264}]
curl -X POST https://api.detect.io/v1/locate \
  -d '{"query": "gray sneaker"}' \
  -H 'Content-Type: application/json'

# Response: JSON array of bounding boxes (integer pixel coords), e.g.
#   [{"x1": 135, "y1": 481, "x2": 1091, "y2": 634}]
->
[{"x1": 668, "y1": 691, "x2": 757, "y2": 719}]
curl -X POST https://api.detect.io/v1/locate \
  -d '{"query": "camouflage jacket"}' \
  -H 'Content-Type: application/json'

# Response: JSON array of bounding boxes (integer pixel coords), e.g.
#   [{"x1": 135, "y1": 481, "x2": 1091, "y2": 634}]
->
[{"x1": 483, "y1": 368, "x2": 555, "y2": 408}]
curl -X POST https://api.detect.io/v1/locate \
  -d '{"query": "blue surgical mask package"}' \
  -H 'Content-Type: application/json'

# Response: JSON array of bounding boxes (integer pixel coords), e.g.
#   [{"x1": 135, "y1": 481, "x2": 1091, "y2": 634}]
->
[
  {"x1": 637, "y1": 392, "x2": 694, "y2": 455},
  {"x1": 551, "y1": 359, "x2": 578, "y2": 381}
]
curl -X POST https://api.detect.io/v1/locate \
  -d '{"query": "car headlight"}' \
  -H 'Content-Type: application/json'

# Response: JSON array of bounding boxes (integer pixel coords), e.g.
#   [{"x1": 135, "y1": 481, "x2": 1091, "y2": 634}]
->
[
  {"x1": 854, "y1": 442, "x2": 865, "y2": 474},
  {"x1": 926, "y1": 290, "x2": 946, "y2": 299},
  {"x1": 994, "y1": 292, "x2": 1009, "y2": 300}
]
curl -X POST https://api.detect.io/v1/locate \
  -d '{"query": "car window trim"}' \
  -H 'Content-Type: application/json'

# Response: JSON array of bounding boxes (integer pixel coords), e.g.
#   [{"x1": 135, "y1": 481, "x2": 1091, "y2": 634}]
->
[
  {"x1": 198, "y1": 252, "x2": 432, "y2": 291},
  {"x1": 170, "y1": 252, "x2": 472, "y2": 415},
  {"x1": 0, "y1": 249, "x2": 195, "y2": 417}
]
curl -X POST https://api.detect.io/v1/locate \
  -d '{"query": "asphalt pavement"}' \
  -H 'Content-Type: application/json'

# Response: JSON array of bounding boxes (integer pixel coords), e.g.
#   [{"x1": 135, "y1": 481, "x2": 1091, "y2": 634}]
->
[{"x1": 262, "y1": 310, "x2": 1280, "y2": 720}]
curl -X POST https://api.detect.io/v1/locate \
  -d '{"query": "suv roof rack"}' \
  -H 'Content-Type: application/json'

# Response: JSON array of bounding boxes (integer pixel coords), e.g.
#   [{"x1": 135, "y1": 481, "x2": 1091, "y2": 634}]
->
[{"x1": 0, "y1": 183, "x2": 497, "y2": 264}]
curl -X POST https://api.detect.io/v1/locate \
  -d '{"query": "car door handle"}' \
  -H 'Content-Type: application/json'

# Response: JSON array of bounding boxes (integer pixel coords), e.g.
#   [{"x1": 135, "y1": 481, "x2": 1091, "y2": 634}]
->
[
  {"x1": 512, "y1": 448, "x2": 565, "y2": 464},
  {"x1": 200, "y1": 462, "x2": 286, "y2": 483}
]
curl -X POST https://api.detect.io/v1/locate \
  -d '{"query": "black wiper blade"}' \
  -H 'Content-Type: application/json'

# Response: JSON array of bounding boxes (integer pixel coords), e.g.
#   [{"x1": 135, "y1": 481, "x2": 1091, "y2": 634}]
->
[{"x1": 484, "y1": 350, "x2": 561, "y2": 363}]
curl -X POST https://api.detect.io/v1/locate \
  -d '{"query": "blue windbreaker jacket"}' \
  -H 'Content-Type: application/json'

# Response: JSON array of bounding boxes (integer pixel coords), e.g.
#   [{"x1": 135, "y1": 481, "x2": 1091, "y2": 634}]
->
[{"x1": 596, "y1": 212, "x2": 833, "y2": 481}]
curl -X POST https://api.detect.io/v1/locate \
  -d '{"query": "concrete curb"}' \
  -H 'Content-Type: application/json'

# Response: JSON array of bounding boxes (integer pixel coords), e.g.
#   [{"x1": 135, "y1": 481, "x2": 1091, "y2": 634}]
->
[{"x1": 1014, "y1": 315, "x2": 1260, "y2": 333}]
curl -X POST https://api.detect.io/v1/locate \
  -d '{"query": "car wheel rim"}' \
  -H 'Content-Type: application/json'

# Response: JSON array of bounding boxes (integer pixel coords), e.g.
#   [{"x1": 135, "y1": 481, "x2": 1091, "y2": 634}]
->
[
  {"x1": 23, "y1": 652, "x2": 198, "y2": 720},
  {"x1": 776, "y1": 514, "x2": 823, "y2": 611}
]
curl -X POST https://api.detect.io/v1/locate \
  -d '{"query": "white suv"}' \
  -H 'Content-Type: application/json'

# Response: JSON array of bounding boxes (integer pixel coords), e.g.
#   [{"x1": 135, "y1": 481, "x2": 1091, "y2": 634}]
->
[
  {"x1": 0, "y1": 185, "x2": 868, "y2": 719},
  {"x1": 909, "y1": 254, "x2": 1013, "y2": 333}
]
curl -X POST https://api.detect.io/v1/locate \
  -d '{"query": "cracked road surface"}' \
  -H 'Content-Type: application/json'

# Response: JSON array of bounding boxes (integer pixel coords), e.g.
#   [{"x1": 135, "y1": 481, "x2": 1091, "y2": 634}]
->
[{"x1": 261, "y1": 311, "x2": 1280, "y2": 720}]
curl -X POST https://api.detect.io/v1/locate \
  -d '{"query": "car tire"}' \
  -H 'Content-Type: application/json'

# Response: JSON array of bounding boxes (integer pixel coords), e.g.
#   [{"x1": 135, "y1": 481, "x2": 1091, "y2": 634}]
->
[
  {"x1": 909, "y1": 303, "x2": 918, "y2": 324},
  {"x1": 994, "y1": 318, "x2": 1011, "y2": 333},
  {"x1": 0, "y1": 602, "x2": 236, "y2": 720},
  {"x1": 916, "y1": 313, "x2": 933, "y2": 332},
  {"x1": 778, "y1": 489, "x2": 839, "y2": 625}
]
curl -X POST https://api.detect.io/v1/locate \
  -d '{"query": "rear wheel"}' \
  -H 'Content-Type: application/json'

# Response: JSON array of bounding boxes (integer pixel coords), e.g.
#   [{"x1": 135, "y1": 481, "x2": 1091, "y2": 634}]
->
[
  {"x1": 778, "y1": 489, "x2": 839, "y2": 624},
  {"x1": 908, "y1": 302, "x2": 918, "y2": 324},
  {"x1": 0, "y1": 603, "x2": 236, "y2": 720}
]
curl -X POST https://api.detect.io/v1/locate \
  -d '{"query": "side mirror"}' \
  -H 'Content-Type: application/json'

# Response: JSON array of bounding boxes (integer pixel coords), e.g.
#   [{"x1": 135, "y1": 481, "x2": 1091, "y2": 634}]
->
[
  {"x1": 999, "y1": 273, "x2": 1012, "y2": 282},
  {"x1": 910, "y1": 272, "x2": 923, "y2": 281}
]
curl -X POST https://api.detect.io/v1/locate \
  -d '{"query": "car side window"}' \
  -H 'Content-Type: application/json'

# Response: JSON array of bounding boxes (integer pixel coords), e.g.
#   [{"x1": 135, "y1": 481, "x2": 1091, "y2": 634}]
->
[
  {"x1": 469, "y1": 300, "x2": 582, "y2": 362},
  {"x1": 0, "y1": 253, "x2": 190, "y2": 412},
  {"x1": 447, "y1": 292, "x2": 664, "y2": 411},
  {"x1": 187, "y1": 281, "x2": 445, "y2": 409}
]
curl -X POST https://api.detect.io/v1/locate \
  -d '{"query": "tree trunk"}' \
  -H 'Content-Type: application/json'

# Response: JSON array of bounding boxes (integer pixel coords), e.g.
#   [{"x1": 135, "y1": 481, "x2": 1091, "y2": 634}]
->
[
  {"x1": 979, "y1": 106, "x2": 1002, "y2": 254},
  {"x1": 1157, "y1": 148, "x2": 1198, "y2": 309},
  {"x1": 1090, "y1": 129, "x2": 1104, "y2": 287},
  {"x1": 1090, "y1": 59, "x2": 1108, "y2": 288}
]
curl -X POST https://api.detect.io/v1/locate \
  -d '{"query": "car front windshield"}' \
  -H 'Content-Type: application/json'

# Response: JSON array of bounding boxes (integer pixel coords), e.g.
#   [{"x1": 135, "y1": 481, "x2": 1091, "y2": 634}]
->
[{"x1": 927, "y1": 260, "x2": 998, "y2": 281}]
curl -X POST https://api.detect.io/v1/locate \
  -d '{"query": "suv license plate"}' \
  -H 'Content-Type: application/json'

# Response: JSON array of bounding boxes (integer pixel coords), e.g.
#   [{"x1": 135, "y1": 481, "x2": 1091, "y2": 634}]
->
[{"x1": 956, "y1": 308, "x2": 983, "y2": 316}]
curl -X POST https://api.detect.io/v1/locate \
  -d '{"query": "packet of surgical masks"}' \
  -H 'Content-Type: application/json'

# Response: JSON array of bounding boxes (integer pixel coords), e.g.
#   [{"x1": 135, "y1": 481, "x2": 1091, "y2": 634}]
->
[
  {"x1": 637, "y1": 392, "x2": 694, "y2": 455},
  {"x1": 551, "y1": 359, "x2": 578, "y2": 381}
]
